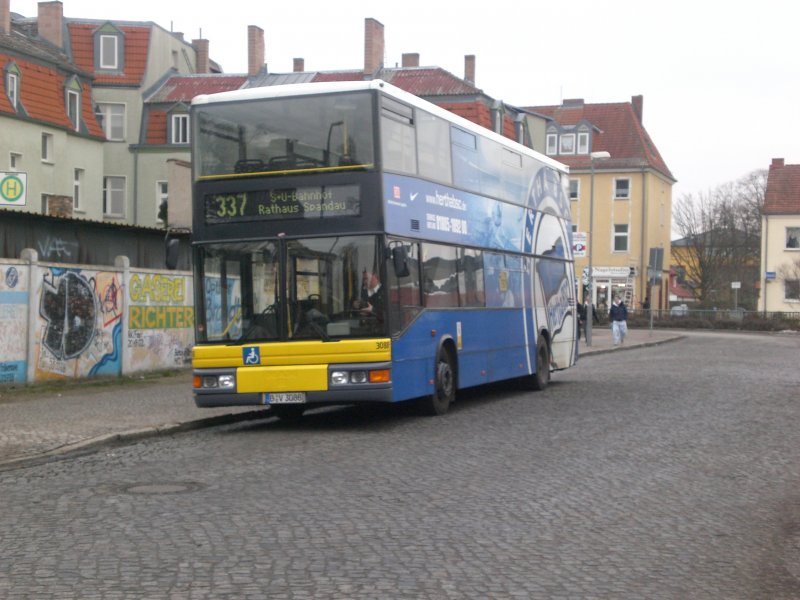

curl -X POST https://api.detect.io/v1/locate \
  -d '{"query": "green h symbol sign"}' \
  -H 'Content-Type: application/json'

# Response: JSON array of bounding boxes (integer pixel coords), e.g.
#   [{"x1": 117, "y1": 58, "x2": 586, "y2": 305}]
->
[{"x1": 1, "y1": 174, "x2": 26, "y2": 205}]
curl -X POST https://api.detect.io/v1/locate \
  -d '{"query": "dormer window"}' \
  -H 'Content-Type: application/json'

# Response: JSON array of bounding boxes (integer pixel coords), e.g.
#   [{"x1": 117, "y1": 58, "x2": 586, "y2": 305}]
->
[
  {"x1": 100, "y1": 35, "x2": 118, "y2": 68},
  {"x1": 94, "y1": 23, "x2": 125, "y2": 72},
  {"x1": 65, "y1": 76, "x2": 82, "y2": 131},
  {"x1": 577, "y1": 131, "x2": 589, "y2": 154},
  {"x1": 546, "y1": 133, "x2": 557, "y2": 155},
  {"x1": 171, "y1": 112, "x2": 190, "y2": 144},
  {"x1": 5, "y1": 62, "x2": 20, "y2": 111},
  {"x1": 559, "y1": 133, "x2": 575, "y2": 155}
]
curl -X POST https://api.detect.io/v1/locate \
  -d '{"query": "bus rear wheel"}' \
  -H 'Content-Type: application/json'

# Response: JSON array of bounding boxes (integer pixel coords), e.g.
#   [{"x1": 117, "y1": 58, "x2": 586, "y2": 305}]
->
[
  {"x1": 529, "y1": 335, "x2": 551, "y2": 391},
  {"x1": 420, "y1": 348, "x2": 455, "y2": 416}
]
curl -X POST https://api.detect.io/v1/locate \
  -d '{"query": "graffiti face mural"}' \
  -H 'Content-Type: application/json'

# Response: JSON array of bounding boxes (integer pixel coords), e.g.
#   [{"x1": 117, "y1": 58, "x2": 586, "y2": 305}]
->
[
  {"x1": 35, "y1": 268, "x2": 122, "y2": 379},
  {"x1": 40, "y1": 271, "x2": 97, "y2": 360}
]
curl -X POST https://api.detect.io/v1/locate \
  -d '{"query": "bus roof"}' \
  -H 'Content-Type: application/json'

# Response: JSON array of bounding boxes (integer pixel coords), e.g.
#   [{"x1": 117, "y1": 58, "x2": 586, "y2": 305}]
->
[{"x1": 192, "y1": 80, "x2": 568, "y2": 174}]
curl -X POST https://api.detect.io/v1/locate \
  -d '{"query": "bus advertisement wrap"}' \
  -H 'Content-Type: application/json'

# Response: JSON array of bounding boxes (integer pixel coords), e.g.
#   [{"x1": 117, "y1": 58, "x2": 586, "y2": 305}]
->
[{"x1": 383, "y1": 174, "x2": 527, "y2": 251}]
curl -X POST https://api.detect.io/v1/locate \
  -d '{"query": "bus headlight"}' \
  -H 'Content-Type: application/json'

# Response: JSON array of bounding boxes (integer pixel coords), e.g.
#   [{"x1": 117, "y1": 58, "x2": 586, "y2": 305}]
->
[
  {"x1": 196, "y1": 374, "x2": 236, "y2": 389},
  {"x1": 349, "y1": 370, "x2": 368, "y2": 384},
  {"x1": 331, "y1": 371, "x2": 349, "y2": 385},
  {"x1": 330, "y1": 369, "x2": 389, "y2": 386},
  {"x1": 218, "y1": 374, "x2": 236, "y2": 389}
]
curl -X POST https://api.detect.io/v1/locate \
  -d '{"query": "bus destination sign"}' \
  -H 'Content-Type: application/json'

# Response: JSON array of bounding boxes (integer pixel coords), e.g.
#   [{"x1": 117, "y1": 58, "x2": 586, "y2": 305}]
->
[{"x1": 205, "y1": 184, "x2": 360, "y2": 224}]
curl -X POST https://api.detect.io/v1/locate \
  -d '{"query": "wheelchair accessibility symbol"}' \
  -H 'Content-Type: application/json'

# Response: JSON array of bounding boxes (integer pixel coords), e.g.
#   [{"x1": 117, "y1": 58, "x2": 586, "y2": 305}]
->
[{"x1": 243, "y1": 346, "x2": 261, "y2": 365}]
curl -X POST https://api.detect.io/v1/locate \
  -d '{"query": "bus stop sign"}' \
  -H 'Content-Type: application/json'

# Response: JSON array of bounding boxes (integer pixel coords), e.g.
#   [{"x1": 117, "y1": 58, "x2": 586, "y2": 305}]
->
[{"x1": 0, "y1": 172, "x2": 27, "y2": 206}]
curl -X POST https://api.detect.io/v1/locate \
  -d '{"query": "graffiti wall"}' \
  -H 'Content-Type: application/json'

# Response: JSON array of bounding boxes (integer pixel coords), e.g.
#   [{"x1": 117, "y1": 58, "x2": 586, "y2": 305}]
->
[
  {"x1": 125, "y1": 271, "x2": 194, "y2": 373},
  {"x1": 0, "y1": 262, "x2": 29, "y2": 383},
  {"x1": 0, "y1": 251, "x2": 195, "y2": 385},
  {"x1": 32, "y1": 266, "x2": 124, "y2": 380}
]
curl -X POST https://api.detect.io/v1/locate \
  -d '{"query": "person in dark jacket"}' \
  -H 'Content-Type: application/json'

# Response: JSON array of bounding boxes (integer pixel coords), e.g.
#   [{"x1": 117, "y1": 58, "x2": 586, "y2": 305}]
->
[{"x1": 609, "y1": 295, "x2": 628, "y2": 346}]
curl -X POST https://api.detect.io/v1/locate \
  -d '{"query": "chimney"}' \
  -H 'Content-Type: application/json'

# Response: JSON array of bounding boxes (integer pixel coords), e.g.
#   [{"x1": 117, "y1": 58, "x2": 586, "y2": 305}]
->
[
  {"x1": 464, "y1": 54, "x2": 475, "y2": 85},
  {"x1": 771, "y1": 158, "x2": 785, "y2": 170},
  {"x1": 402, "y1": 53, "x2": 419, "y2": 68},
  {"x1": 1, "y1": 0, "x2": 10, "y2": 34},
  {"x1": 38, "y1": 1, "x2": 64, "y2": 48},
  {"x1": 631, "y1": 94, "x2": 643, "y2": 123},
  {"x1": 193, "y1": 38, "x2": 209, "y2": 74},
  {"x1": 293, "y1": 57, "x2": 304, "y2": 72},
  {"x1": 364, "y1": 18, "x2": 384, "y2": 75},
  {"x1": 248, "y1": 25, "x2": 265, "y2": 76}
]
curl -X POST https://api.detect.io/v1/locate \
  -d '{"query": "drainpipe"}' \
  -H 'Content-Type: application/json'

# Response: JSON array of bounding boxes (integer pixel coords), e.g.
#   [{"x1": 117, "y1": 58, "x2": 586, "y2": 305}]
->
[
  {"x1": 133, "y1": 147, "x2": 139, "y2": 225},
  {"x1": 639, "y1": 166, "x2": 647, "y2": 309},
  {"x1": 762, "y1": 217, "x2": 768, "y2": 315}
]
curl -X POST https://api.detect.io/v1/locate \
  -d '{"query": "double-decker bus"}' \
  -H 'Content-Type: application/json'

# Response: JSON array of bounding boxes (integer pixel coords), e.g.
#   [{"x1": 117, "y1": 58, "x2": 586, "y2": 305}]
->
[{"x1": 190, "y1": 80, "x2": 578, "y2": 418}]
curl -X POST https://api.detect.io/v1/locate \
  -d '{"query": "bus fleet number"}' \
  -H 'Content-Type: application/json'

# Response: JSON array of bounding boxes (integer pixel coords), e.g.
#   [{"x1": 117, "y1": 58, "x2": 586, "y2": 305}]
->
[
  {"x1": 376, "y1": 341, "x2": 390, "y2": 350},
  {"x1": 213, "y1": 193, "x2": 248, "y2": 218}
]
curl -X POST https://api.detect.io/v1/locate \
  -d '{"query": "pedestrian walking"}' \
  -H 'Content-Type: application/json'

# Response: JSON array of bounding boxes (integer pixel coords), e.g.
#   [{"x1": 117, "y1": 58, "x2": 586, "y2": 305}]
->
[{"x1": 609, "y1": 295, "x2": 628, "y2": 346}]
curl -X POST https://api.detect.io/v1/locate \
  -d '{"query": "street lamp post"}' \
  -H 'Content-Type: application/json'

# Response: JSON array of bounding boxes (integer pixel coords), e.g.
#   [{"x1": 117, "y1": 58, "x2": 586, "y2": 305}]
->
[{"x1": 585, "y1": 150, "x2": 610, "y2": 347}]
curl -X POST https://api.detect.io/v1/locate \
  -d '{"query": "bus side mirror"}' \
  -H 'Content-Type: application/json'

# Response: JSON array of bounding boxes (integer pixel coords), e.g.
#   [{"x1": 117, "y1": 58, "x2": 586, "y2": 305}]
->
[
  {"x1": 391, "y1": 246, "x2": 409, "y2": 278},
  {"x1": 166, "y1": 237, "x2": 181, "y2": 270}
]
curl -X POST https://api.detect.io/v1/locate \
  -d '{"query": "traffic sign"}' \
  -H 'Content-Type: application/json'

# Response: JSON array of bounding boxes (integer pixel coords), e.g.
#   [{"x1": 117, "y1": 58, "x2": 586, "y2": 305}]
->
[{"x1": 0, "y1": 172, "x2": 27, "y2": 206}]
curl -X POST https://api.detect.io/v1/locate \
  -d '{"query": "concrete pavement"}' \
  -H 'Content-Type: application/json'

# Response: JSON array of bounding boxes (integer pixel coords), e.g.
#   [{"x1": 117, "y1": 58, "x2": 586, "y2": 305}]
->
[{"x1": 0, "y1": 326, "x2": 683, "y2": 470}]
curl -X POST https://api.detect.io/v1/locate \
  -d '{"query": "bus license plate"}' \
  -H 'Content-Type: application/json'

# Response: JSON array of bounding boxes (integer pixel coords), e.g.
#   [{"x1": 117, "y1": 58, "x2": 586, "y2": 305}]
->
[{"x1": 266, "y1": 392, "x2": 306, "y2": 404}]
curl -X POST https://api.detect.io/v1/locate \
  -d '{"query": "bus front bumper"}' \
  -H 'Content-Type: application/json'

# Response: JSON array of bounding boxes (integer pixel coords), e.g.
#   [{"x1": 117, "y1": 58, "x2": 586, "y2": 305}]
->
[{"x1": 193, "y1": 363, "x2": 394, "y2": 408}]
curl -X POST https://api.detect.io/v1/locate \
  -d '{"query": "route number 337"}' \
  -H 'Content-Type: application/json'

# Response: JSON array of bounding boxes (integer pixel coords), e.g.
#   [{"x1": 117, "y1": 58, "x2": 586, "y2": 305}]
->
[{"x1": 213, "y1": 193, "x2": 248, "y2": 218}]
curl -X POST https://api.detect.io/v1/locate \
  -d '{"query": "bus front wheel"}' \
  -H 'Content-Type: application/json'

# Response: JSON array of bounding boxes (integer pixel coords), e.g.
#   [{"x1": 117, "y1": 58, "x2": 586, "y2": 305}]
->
[{"x1": 420, "y1": 348, "x2": 455, "y2": 416}]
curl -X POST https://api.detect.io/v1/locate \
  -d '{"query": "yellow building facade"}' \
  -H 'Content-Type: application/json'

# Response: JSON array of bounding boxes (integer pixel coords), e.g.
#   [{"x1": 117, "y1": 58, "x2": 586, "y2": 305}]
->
[
  {"x1": 527, "y1": 96, "x2": 675, "y2": 312},
  {"x1": 759, "y1": 158, "x2": 800, "y2": 312},
  {"x1": 570, "y1": 168, "x2": 674, "y2": 311}
]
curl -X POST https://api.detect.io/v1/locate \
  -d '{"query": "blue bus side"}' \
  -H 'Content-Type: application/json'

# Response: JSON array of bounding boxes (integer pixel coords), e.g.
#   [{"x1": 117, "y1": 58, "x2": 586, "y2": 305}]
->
[{"x1": 390, "y1": 308, "x2": 541, "y2": 402}]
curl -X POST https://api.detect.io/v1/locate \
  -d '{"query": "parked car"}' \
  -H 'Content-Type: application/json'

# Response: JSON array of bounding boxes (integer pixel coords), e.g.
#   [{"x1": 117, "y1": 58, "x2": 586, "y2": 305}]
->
[{"x1": 670, "y1": 303, "x2": 689, "y2": 316}]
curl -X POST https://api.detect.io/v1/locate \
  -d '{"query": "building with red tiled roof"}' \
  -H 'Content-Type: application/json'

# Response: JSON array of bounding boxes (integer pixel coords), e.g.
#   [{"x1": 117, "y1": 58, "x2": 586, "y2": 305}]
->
[
  {"x1": 525, "y1": 97, "x2": 676, "y2": 312},
  {"x1": 0, "y1": 0, "x2": 213, "y2": 228},
  {"x1": 759, "y1": 158, "x2": 800, "y2": 311},
  {"x1": 245, "y1": 19, "x2": 547, "y2": 153},
  {"x1": 1, "y1": 1, "x2": 106, "y2": 219}
]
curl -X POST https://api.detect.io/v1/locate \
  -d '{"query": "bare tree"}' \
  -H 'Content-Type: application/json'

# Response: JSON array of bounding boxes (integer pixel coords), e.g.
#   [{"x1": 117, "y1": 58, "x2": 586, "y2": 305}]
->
[{"x1": 672, "y1": 170, "x2": 766, "y2": 308}]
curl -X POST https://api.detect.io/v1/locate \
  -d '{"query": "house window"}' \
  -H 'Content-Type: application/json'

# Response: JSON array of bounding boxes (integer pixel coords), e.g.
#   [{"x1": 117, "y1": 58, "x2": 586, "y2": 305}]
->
[
  {"x1": 9, "y1": 152, "x2": 21, "y2": 171},
  {"x1": 569, "y1": 179, "x2": 580, "y2": 200},
  {"x1": 103, "y1": 176, "x2": 125, "y2": 217},
  {"x1": 6, "y1": 68, "x2": 19, "y2": 110},
  {"x1": 73, "y1": 168, "x2": 84, "y2": 211},
  {"x1": 786, "y1": 227, "x2": 800, "y2": 249},
  {"x1": 577, "y1": 132, "x2": 589, "y2": 154},
  {"x1": 171, "y1": 114, "x2": 190, "y2": 144},
  {"x1": 100, "y1": 34, "x2": 119, "y2": 69},
  {"x1": 41, "y1": 133, "x2": 53, "y2": 162},
  {"x1": 156, "y1": 181, "x2": 168, "y2": 223},
  {"x1": 66, "y1": 90, "x2": 80, "y2": 131},
  {"x1": 546, "y1": 134, "x2": 557, "y2": 155},
  {"x1": 559, "y1": 133, "x2": 575, "y2": 155},
  {"x1": 614, "y1": 224, "x2": 629, "y2": 252},
  {"x1": 95, "y1": 103, "x2": 125, "y2": 141},
  {"x1": 785, "y1": 280, "x2": 800, "y2": 301},
  {"x1": 615, "y1": 178, "x2": 631, "y2": 199}
]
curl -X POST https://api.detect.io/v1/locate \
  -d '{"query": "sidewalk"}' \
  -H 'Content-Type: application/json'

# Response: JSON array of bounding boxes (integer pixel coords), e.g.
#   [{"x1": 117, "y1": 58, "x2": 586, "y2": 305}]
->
[{"x1": 0, "y1": 327, "x2": 682, "y2": 470}]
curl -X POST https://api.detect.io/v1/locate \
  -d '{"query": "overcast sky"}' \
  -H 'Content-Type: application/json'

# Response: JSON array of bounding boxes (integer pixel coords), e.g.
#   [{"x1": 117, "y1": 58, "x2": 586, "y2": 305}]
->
[{"x1": 12, "y1": 0, "x2": 800, "y2": 200}]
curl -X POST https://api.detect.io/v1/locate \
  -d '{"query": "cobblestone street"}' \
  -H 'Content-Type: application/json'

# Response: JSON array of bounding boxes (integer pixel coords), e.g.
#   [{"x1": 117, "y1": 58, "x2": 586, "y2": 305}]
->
[{"x1": 1, "y1": 331, "x2": 799, "y2": 599}]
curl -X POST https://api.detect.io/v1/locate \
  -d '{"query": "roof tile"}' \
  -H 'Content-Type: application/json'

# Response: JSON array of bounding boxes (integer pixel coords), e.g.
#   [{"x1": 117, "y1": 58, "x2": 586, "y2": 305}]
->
[
  {"x1": 528, "y1": 100, "x2": 674, "y2": 181},
  {"x1": 68, "y1": 23, "x2": 151, "y2": 86},
  {"x1": 764, "y1": 160, "x2": 800, "y2": 214}
]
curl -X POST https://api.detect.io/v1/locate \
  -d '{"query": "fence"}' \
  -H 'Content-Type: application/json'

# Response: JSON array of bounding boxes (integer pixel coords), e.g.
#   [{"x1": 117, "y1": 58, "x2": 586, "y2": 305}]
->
[
  {"x1": 627, "y1": 308, "x2": 800, "y2": 331},
  {"x1": 0, "y1": 249, "x2": 193, "y2": 385}
]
